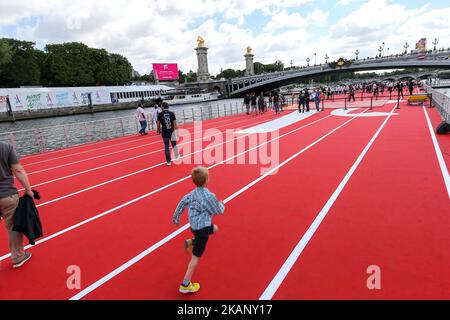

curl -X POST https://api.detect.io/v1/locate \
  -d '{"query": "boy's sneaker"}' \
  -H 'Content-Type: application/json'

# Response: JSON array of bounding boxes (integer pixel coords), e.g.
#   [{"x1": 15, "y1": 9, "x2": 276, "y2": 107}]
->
[
  {"x1": 184, "y1": 239, "x2": 194, "y2": 254},
  {"x1": 179, "y1": 282, "x2": 200, "y2": 294},
  {"x1": 13, "y1": 252, "x2": 32, "y2": 269},
  {"x1": 166, "y1": 162, "x2": 172, "y2": 166}
]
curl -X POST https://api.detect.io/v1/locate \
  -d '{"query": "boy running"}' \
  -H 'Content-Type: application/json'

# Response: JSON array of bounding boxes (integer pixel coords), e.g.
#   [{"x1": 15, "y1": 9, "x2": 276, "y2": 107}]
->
[{"x1": 173, "y1": 167, "x2": 225, "y2": 294}]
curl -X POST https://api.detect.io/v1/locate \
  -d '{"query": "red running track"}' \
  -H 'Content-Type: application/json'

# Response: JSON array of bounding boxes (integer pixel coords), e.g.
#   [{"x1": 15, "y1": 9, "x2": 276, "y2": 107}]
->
[{"x1": 0, "y1": 101, "x2": 448, "y2": 300}]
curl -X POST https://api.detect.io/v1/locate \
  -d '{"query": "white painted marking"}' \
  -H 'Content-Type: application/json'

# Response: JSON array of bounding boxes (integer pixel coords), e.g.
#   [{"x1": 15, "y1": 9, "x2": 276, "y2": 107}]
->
[
  {"x1": 21, "y1": 115, "x2": 275, "y2": 191},
  {"x1": 25, "y1": 113, "x2": 259, "y2": 171},
  {"x1": 423, "y1": 106, "x2": 450, "y2": 198},
  {"x1": 259, "y1": 105, "x2": 398, "y2": 300},
  {"x1": 236, "y1": 111, "x2": 318, "y2": 134},
  {"x1": 0, "y1": 114, "x2": 334, "y2": 263},
  {"x1": 332, "y1": 108, "x2": 399, "y2": 117},
  {"x1": 69, "y1": 111, "x2": 366, "y2": 300}
]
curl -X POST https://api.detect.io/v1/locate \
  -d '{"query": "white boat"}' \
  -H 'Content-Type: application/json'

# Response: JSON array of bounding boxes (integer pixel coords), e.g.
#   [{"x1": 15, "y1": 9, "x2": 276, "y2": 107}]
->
[{"x1": 162, "y1": 89, "x2": 221, "y2": 105}]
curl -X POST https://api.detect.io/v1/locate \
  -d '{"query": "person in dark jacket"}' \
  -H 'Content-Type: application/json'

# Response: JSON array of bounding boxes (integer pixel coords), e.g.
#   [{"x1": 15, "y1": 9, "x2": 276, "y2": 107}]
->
[
  {"x1": 304, "y1": 88, "x2": 310, "y2": 112},
  {"x1": 408, "y1": 80, "x2": 414, "y2": 96},
  {"x1": 257, "y1": 93, "x2": 265, "y2": 114},
  {"x1": 0, "y1": 142, "x2": 33, "y2": 268},
  {"x1": 298, "y1": 91, "x2": 306, "y2": 113},
  {"x1": 243, "y1": 94, "x2": 251, "y2": 115}
]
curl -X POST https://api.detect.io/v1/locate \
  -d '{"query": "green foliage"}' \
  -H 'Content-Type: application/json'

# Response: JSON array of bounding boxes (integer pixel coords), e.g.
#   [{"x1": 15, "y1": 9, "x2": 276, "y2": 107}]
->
[
  {"x1": 0, "y1": 39, "x2": 13, "y2": 67},
  {"x1": 186, "y1": 70, "x2": 197, "y2": 83},
  {"x1": 0, "y1": 38, "x2": 133, "y2": 88},
  {"x1": 214, "y1": 60, "x2": 285, "y2": 80},
  {"x1": 133, "y1": 73, "x2": 155, "y2": 83},
  {"x1": 0, "y1": 38, "x2": 42, "y2": 87}
]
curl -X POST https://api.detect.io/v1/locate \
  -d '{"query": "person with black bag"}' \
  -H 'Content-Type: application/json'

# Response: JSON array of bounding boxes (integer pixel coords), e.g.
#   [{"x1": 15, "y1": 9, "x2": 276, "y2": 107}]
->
[{"x1": 0, "y1": 142, "x2": 33, "y2": 269}]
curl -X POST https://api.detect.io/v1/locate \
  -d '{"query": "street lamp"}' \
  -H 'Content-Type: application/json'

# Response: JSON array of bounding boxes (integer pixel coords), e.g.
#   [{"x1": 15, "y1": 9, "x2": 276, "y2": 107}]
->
[
  {"x1": 306, "y1": 57, "x2": 310, "y2": 67},
  {"x1": 387, "y1": 47, "x2": 390, "y2": 56},
  {"x1": 432, "y1": 38, "x2": 439, "y2": 51},
  {"x1": 324, "y1": 54, "x2": 329, "y2": 64},
  {"x1": 290, "y1": 60, "x2": 293, "y2": 69},
  {"x1": 403, "y1": 42, "x2": 409, "y2": 54},
  {"x1": 355, "y1": 49, "x2": 360, "y2": 60},
  {"x1": 378, "y1": 46, "x2": 383, "y2": 58},
  {"x1": 314, "y1": 53, "x2": 317, "y2": 66},
  {"x1": 382, "y1": 42, "x2": 385, "y2": 56}
]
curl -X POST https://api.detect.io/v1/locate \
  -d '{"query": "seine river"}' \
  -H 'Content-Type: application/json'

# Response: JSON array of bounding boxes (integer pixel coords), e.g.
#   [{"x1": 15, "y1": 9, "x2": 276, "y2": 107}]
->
[
  {"x1": 0, "y1": 98, "x2": 245, "y2": 155},
  {"x1": 0, "y1": 98, "x2": 243, "y2": 132}
]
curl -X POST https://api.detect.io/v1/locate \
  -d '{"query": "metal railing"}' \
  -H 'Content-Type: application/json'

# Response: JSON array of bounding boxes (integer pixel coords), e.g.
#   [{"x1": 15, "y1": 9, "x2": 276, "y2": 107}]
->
[
  {"x1": 427, "y1": 87, "x2": 450, "y2": 123},
  {"x1": 0, "y1": 102, "x2": 246, "y2": 156}
]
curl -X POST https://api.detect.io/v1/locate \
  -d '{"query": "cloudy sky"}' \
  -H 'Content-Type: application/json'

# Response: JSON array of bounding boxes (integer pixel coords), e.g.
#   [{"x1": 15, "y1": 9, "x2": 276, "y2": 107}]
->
[{"x1": 1, "y1": 0, "x2": 450, "y2": 76}]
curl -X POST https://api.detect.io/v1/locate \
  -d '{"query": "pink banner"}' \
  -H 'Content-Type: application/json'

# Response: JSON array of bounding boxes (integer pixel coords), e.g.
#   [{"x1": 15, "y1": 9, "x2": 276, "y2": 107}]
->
[{"x1": 152, "y1": 63, "x2": 179, "y2": 81}]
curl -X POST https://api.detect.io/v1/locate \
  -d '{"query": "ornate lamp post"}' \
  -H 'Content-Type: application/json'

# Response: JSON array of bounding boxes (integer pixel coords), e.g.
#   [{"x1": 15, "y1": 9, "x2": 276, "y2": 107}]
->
[
  {"x1": 378, "y1": 46, "x2": 383, "y2": 58},
  {"x1": 324, "y1": 54, "x2": 329, "y2": 64},
  {"x1": 432, "y1": 38, "x2": 439, "y2": 51},
  {"x1": 355, "y1": 49, "x2": 359, "y2": 60},
  {"x1": 306, "y1": 57, "x2": 310, "y2": 67},
  {"x1": 290, "y1": 60, "x2": 293, "y2": 69},
  {"x1": 404, "y1": 42, "x2": 409, "y2": 54},
  {"x1": 314, "y1": 53, "x2": 317, "y2": 66},
  {"x1": 382, "y1": 42, "x2": 385, "y2": 56}
]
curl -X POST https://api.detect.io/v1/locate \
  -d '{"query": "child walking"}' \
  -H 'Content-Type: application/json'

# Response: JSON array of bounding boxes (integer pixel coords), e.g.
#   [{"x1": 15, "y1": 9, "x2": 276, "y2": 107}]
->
[{"x1": 173, "y1": 166, "x2": 225, "y2": 294}]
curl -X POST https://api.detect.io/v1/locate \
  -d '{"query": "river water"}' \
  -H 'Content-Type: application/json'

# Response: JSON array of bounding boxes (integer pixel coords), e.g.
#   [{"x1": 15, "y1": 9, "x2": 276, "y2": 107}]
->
[
  {"x1": 0, "y1": 98, "x2": 245, "y2": 156},
  {"x1": 0, "y1": 98, "x2": 243, "y2": 132}
]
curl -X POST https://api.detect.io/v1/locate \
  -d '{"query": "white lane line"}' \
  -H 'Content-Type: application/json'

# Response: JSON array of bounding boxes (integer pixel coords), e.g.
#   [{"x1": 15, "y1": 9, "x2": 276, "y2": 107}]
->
[
  {"x1": 20, "y1": 134, "x2": 142, "y2": 160},
  {"x1": 69, "y1": 110, "x2": 365, "y2": 300},
  {"x1": 423, "y1": 106, "x2": 450, "y2": 198},
  {"x1": 21, "y1": 115, "x2": 275, "y2": 190},
  {"x1": 0, "y1": 114, "x2": 334, "y2": 263},
  {"x1": 259, "y1": 105, "x2": 398, "y2": 301},
  {"x1": 23, "y1": 113, "x2": 250, "y2": 167},
  {"x1": 236, "y1": 111, "x2": 318, "y2": 134},
  {"x1": 21, "y1": 115, "x2": 279, "y2": 195},
  {"x1": 25, "y1": 113, "x2": 272, "y2": 174}
]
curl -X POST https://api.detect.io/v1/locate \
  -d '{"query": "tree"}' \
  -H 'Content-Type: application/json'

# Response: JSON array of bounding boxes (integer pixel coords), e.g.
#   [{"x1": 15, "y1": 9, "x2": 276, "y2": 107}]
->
[
  {"x1": 0, "y1": 39, "x2": 12, "y2": 68},
  {"x1": 216, "y1": 68, "x2": 236, "y2": 79},
  {"x1": 42, "y1": 42, "x2": 132, "y2": 86},
  {"x1": 186, "y1": 70, "x2": 197, "y2": 83},
  {"x1": 178, "y1": 70, "x2": 186, "y2": 84},
  {"x1": 110, "y1": 53, "x2": 132, "y2": 85},
  {"x1": 44, "y1": 42, "x2": 95, "y2": 86},
  {"x1": 0, "y1": 38, "x2": 42, "y2": 87},
  {"x1": 133, "y1": 73, "x2": 155, "y2": 83},
  {"x1": 254, "y1": 62, "x2": 265, "y2": 74}
]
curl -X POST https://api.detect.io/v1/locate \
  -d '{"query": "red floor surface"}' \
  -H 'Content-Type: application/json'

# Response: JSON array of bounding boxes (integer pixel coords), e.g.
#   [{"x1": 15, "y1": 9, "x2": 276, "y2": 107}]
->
[{"x1": 0, "y1": 101, "x2": 449, "y2": 300}]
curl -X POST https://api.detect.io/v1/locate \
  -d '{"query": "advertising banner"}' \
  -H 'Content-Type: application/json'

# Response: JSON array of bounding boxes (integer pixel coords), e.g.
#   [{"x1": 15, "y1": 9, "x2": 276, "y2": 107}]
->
[
  {"x1": 0, "y1": 95, "x2": 7, "y2": 113},
  {"x1": 152, "y1": 63, "x2": 179, "y2": 81},
  {"x1": 26, "y1": 93, "x2": 42, "y2": 110}
]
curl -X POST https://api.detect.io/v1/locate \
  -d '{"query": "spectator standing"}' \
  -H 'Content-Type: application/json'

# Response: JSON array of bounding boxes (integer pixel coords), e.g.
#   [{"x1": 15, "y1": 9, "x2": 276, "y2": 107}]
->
[{"x1": 0, "y1": 142, "x2": 33, "y2": 269}]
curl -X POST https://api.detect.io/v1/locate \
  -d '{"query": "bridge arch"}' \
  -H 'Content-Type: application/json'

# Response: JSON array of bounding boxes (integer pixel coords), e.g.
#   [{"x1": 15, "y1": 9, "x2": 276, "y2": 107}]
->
[{"x1": 228, "y1": 55, "x2": 450, "y2": 97}]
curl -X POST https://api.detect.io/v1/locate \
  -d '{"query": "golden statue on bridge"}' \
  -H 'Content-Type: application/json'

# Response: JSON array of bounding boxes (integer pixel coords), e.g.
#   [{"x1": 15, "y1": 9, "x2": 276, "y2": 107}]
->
[
  {"x1": 246, "y1": 46, "x2": 253, "y2": 54},
  {"x1": 197, "y1": 36, "x2": 205, "y2": 47}
]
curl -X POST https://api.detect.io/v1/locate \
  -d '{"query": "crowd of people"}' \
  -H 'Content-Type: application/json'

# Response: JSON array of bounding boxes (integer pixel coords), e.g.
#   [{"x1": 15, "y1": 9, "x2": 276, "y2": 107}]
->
[
  {"x1": 320, "y1": 79, "x2": 422, "y2": 100},
  {"x1": 241, "y1": 79, "x2": 422, "y2": 116}
]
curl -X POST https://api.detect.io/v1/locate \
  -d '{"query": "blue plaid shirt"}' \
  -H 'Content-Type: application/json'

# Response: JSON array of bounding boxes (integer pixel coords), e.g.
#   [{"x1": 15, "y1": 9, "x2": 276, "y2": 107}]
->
[{"x1": 173, "y1": 187, "x2": 225, "y2": 230}]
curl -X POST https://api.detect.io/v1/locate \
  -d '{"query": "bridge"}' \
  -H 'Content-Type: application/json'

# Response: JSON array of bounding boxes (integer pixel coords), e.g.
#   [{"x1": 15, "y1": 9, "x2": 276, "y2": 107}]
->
[{"x1": 225, "y1": 50, "x2": 450, "y2": 97}]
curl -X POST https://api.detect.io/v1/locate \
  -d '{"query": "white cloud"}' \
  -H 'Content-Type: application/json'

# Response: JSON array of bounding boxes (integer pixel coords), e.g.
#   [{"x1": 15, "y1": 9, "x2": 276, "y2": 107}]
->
[
  {"x1": 337, "y1": 0, "x2": 356, "y2": 6},
  {"x1": 1, "y1": 0, "x2": 450, "y2": 77}
]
